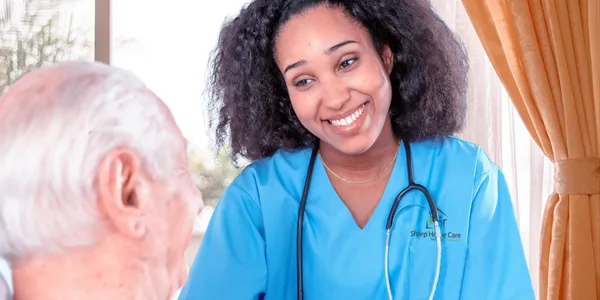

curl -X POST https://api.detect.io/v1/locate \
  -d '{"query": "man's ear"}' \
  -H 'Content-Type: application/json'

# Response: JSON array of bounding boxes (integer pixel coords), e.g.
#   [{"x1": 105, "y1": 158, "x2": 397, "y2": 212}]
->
[
  {"x1": 97, "y1": 149, "x2": 147, "y2": 238},
  {"x1": 381, "y1": 44, "x2": 394, "y2": 74}
]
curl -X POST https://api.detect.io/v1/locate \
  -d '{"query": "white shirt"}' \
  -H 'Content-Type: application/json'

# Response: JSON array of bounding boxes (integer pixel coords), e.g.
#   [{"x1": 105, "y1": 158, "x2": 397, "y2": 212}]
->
[{"x1": 0, "y1": 258, "x2": 11, "y2": 300}]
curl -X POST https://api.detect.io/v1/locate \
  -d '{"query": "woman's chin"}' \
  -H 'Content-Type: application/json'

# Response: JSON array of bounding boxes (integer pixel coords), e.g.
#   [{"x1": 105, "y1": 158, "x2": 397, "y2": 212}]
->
[{"x1": 320, "y1": 136, "x2": 378, "y2": 156}]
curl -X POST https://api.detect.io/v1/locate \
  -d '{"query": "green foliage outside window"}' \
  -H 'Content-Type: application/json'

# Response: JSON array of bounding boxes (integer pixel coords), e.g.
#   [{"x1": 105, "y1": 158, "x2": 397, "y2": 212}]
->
[{"x1": 189, "y1": 148, "x2": 242, "y2": 208}]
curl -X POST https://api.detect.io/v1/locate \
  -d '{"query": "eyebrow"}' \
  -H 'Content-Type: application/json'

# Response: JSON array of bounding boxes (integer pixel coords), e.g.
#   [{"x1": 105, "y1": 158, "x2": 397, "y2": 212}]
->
[
  {"x1": 283, "y1": 40, "x2": 358, "y2": 74},
  {"x1": 325, "y1": 40, "x2": 357, "y2": 54},
  {"x1": 283, "y1": 60, "x2": 307, "y2": 74}
]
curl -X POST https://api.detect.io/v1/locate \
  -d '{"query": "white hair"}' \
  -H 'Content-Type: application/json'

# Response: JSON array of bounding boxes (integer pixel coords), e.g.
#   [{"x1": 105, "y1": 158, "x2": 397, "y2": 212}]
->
[{"x1": 0, "y1": 61, "x2": 183, "y2": 261}]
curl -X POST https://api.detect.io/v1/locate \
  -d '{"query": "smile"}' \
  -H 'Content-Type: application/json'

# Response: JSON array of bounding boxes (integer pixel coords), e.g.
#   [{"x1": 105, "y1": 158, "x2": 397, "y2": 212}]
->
[{"x1": 328, "y1": 104, "x2": 366, "y2": 127}]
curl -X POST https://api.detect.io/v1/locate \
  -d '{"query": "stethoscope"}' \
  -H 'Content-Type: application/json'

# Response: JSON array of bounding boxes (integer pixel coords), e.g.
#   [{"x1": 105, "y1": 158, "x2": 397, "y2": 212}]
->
[{"x1": 296, "y1": 141, "x2": 442, "y2": 300}]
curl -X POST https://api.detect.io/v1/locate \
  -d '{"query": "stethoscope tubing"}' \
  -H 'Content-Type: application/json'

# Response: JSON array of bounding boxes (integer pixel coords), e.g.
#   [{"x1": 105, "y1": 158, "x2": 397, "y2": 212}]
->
[
  {"x1": 296, "y1": 145, "x2": 319, "y2": 300},
  {"x1": 296, "y1": 141, "x2": 440, "y2": 300}
]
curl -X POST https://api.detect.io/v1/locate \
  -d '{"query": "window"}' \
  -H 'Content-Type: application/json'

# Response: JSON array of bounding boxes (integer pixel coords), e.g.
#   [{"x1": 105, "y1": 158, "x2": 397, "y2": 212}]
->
[
  {"x1": 0, "y1": 0, "x2": 95, "y2": 94},
  {"x1": 431, "y1": 1, "x2": 553, "y2": 295},
  {"x1": 110, "y1": 1, "x2": 250, "y2": 266},
  {"x1": 2, "y1": 1, "x2": 551, "y2": 293}
]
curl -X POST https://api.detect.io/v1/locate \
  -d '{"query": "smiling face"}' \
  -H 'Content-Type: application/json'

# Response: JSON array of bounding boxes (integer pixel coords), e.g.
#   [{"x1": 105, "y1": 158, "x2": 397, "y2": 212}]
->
[{"x1": 274, "y1": 5, "x2": 394, "y2": 155}]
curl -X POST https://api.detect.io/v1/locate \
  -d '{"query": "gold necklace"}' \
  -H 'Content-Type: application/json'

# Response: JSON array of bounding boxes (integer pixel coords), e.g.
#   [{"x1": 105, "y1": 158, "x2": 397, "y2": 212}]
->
[{"x1": 321, "y1": 144, "x2": 400, "y2": 184}]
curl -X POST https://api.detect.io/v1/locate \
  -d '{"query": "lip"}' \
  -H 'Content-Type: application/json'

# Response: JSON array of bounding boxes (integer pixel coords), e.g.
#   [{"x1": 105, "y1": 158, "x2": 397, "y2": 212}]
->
[
  {"x1": 325, "y1": 101, "x2": 370, "y2": 137},
  {"x1": 323, "y1": 102, "x2": 368, "y2": 121}
]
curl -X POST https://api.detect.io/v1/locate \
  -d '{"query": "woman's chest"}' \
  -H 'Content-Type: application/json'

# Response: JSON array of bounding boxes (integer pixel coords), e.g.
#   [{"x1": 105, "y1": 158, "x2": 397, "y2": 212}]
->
[
  {"x1": 262, "y1": 198, "x2": 471, "y2": 299},
  {"x1": 258, "y1": 163, "x2": 475, "y2": 298}
]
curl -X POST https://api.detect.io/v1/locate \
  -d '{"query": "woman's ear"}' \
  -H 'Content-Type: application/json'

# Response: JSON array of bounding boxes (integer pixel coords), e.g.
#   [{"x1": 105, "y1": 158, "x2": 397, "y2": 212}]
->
[
  {"x1": 96, "y1": 149, "x2": 147, "y2": 238},
  {"x1": 381, "y1": 45, "x2": 394, "y2": 74}
]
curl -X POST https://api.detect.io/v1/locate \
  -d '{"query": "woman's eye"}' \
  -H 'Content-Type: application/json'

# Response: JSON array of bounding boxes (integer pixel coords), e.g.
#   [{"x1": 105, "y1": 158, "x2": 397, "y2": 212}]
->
[
  {"x1": 294, "y1": 79, "x2": 312, "y2": 87},
  {"x1": 340, "y1": 58, "x2": 357, "y2": 69}
]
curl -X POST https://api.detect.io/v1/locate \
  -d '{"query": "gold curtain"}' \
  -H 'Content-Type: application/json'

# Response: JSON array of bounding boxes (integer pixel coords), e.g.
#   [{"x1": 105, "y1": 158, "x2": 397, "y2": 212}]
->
[{"x1": 460, "y1": 0, "x2": 600, "y2": 299}]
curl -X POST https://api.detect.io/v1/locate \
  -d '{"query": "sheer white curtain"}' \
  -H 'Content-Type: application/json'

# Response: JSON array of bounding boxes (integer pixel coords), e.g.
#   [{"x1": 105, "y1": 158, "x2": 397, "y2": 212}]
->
[{"x1": 430, "y1": 1, "x2": 555, "y2": 296}]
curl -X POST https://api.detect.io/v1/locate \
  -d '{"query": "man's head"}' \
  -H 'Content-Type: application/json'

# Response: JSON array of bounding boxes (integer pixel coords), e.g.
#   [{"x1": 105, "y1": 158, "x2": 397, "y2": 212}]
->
[{"x1": 0, "y1": 61, "x2": 203, "y2": 299}]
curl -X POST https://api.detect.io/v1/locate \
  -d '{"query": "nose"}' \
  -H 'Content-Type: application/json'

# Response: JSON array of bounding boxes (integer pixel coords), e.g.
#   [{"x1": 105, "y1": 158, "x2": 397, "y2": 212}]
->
[{"x1": 322, "y1": 79, "x2": 350, "y2": 110}]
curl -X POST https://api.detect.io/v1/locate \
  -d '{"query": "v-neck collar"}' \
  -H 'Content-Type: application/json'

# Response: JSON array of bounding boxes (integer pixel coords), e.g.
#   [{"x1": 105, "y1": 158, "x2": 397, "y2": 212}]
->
[{"x1": 308, "y1": 141, "x2": 408, "y2": 232}]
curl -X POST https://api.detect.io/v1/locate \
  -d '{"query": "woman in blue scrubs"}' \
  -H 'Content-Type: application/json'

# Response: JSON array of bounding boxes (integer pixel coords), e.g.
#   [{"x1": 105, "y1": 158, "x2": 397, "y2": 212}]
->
[{"x1": 181, "y1": 0, "x2": 535, "y2": 299}]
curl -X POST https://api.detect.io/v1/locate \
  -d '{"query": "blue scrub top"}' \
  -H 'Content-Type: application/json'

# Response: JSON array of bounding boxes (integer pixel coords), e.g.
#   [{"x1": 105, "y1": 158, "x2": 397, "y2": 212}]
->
[{"x1": 180, "y1": 138, "x2": 535, "y2": 299}]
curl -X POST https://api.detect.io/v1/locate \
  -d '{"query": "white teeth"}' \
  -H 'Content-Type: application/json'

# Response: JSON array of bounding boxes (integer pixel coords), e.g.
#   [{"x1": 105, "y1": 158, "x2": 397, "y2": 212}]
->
[{"x1": 329, "y1": 104, "x2": 365, "y2": 127}]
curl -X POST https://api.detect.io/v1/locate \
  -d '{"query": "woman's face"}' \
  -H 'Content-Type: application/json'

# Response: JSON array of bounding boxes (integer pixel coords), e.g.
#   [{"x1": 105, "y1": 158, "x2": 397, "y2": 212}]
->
[{"x1": 274, "y1": 5, "x2": 393, "y2": 155}]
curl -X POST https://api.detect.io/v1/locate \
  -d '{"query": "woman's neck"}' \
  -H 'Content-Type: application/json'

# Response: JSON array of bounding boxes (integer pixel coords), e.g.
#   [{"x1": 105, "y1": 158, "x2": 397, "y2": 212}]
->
[{"x1": 319, "y1": 117, "x2": 399, "y2": 181}]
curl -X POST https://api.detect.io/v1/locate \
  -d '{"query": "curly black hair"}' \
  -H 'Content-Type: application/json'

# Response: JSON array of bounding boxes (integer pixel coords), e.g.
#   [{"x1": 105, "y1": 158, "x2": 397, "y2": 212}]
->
[{"x1": 207, "y1": 0, "x2": 468, "y2": 162}]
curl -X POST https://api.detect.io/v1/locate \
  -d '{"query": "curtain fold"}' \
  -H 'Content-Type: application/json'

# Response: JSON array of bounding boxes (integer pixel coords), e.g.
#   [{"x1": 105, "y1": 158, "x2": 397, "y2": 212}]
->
[
  {"x1": 460, "y1": 0, "x2": 600, "y2": 299},
  {"x1": 431, "y1": 1, "x2": 555, "y2": 296}
]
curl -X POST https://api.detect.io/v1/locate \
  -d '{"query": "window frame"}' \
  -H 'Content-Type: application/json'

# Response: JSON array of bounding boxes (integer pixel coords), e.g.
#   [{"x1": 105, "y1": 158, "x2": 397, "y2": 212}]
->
[{"x1": 94, "y1": 0, "x2": 110, "y2": 64}]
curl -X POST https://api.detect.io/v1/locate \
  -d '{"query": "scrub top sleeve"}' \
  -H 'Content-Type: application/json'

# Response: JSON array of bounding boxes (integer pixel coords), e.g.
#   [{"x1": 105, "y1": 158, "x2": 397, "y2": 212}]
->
[
  {"x1": 459, "y1": 167, "x2": 535, "y2": 300},
  {"x1": 179, "y1": 181, "x2": 267, "y2": 300}
]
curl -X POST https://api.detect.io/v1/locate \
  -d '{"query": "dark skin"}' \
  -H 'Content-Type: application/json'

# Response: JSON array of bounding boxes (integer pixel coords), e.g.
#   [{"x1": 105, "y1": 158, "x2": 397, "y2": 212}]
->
[{"x1": 275, "y1": 5, "x2": 399, "y2": 228}]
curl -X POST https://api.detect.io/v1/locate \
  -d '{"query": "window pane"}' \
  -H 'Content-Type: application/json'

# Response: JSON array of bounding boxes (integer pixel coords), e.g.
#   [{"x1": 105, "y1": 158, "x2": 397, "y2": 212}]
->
[
  {"x1": 111, "y1": 2, "x2": 248, "y2": 205},
  {"x1": 0, "y1": 0, "x2": 95, "y2": 94},
  {"x1": 111, "y1": 1, "x2": 250, "y2": 265}
]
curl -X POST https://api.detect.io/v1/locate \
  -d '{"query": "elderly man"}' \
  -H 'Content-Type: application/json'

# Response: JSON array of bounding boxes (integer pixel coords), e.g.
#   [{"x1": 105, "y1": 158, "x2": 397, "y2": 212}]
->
[{"x1": 0, "y1": 61, "x2": 204, "y2": 300}]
